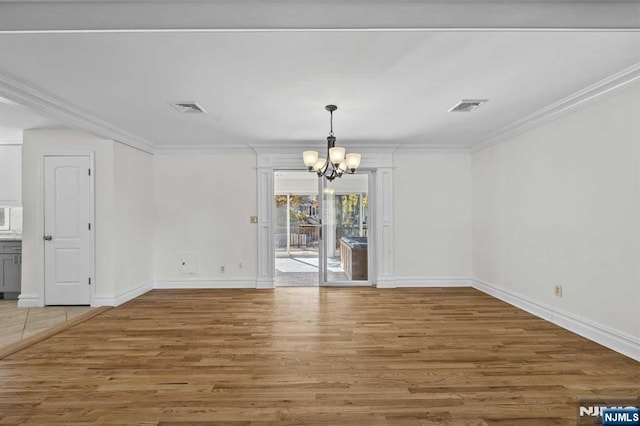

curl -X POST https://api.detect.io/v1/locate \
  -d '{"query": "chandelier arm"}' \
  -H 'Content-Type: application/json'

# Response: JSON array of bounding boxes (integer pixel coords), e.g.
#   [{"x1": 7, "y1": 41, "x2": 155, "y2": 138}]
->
[
  {"x1": 316, "y1": 153, "x2": 330, "y2": 177},
  {"x1": 323, "y1": 152, "x2": 331, "y2": 174}
]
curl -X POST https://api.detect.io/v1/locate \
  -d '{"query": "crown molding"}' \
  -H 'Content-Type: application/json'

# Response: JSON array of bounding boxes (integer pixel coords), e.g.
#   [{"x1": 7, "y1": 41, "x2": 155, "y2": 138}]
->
[
  {"x1": 470, "y1": 62, "x2": 640, "y2": 153},
  {"x1": 153, "y1": 145, "x2": 256, "y2": 155},
  {"x1": 251, "y1": 141, "x2": 401, "y2": 156},
  {"x1": 0, "y1": 71, "x2": 156, "y2": 154},
  {"x1": 256, "y1": 150, "x2": 394, "y2": 170},
  {"x1": 395, "y1": 144, "x2": 471, "y2": 154}
]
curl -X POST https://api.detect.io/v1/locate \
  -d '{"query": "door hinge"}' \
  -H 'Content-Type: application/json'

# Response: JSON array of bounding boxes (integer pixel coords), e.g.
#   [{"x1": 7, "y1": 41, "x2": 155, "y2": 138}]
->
[
  {"x1": 88, "y1": 277, "x2": 92, "y2": 285},
  {"x1": 88, "y1": 222, "x2": 91, "y2": 230},
  {"x1": 88, "y1": 168, "x2": 91, "y2": 176}
]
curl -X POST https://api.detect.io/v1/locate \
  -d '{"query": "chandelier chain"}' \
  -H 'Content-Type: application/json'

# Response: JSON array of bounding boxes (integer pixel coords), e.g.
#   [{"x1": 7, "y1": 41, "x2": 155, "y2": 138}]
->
[{"x1": 329, "y1": 110, "x2": 334, "y2": 136}]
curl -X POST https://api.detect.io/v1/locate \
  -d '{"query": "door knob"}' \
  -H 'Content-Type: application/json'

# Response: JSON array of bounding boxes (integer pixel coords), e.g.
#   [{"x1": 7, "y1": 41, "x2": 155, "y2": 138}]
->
[{"x1": 43, "y1": 235, "x2": 53, "y2": 241}]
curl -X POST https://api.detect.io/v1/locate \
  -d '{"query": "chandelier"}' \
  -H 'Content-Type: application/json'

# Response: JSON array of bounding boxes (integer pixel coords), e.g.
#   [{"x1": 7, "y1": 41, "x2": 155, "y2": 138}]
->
[{"x1": 303, "y1": 105, "x2": 361, "y2": 181}]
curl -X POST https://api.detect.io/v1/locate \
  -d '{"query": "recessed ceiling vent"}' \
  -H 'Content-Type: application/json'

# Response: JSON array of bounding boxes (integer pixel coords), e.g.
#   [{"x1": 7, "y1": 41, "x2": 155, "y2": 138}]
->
[
  {"x1": 170, "y1": 101, "x2": 207, "y2": 114},
  {"x1": 448, "y1": 99, "x2": 488, "y2": 113}
]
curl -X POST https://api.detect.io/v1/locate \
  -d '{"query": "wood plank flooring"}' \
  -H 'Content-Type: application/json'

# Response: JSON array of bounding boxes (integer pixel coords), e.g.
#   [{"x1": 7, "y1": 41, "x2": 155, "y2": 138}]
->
[{"x1": 0, "y1": 288, "x2": 638, "y2": 425}]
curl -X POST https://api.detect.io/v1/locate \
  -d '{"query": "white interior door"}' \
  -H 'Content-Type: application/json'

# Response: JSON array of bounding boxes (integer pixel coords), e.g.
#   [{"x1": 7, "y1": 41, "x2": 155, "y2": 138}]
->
[{"x1": 44, "y1": 155, "x2": 93, "y2": 305}]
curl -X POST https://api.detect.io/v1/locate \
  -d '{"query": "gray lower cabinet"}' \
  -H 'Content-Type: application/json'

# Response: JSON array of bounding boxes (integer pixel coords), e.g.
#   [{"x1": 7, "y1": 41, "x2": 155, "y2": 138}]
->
[{"x1": 0, "y1": 242, "x2": 21, "y2": 295}]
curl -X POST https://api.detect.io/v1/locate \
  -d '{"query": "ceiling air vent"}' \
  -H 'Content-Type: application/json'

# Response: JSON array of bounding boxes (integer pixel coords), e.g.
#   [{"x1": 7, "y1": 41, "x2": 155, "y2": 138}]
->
[
  {"x1": 169, "y1": 101, "x2": 207, "y2": 114},
  {"x1": 448, "y1": 99, "x2": 488, "y2": 113}
]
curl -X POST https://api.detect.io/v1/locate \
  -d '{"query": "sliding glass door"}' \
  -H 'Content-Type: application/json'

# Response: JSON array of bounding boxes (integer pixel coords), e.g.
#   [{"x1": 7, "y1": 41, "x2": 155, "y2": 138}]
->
[
  {"x1": 274, "y1": 170, "x2": 372, "y2": 287},
  {"x1": 274, "y1": 171, "x2": 320, "y2": 287},
  {"x1": 321, "y1": 172, "x2": 371, "y2": 286}
]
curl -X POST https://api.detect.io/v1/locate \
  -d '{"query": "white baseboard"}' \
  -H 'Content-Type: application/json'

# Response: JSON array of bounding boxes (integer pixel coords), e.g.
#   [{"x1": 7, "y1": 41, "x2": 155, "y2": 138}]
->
[
  {"x1": 375, "y1": 278, "x2": 396, "y2": 288},
  {"x1": 472, "y1": 279, "x2": 640, "y2": 362},
  {"x1": 154, "y1": 279, "x2": 257, "y2": 289},
  {"x1": 394, "y1": 277, "x2": 472, "y2": 288},
  {"x1": 92, "y1": 281, "x2": 154, "y2": 307},
  {"x1": 256, "y1": 279, "x2": 275, "y2": 289},
  {"x1": 116, "y1": 281, "x2": 154, "y2": 306},
  {"x1": 91, "y1": 295, "x2": 115, "y2": 307},
  {"x1": 17, "y1": 293, "x2": 42, "y2": 307}
]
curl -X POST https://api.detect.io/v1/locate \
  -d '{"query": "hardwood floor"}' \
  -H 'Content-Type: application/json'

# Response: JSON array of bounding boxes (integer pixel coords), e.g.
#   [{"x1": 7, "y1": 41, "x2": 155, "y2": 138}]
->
[{"x1": 0, "y1": 288, "x2": 638, "y2": 424}]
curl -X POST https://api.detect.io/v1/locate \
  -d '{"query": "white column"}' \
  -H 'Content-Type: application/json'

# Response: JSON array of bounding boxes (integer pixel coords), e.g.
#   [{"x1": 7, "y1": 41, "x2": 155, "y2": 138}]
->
[
  {"x1": 256, "y1": 165, "x2": 275, "y2": 289},
  {"x1": 375, "y1": 167, "x2": 395, "y2": 288}
]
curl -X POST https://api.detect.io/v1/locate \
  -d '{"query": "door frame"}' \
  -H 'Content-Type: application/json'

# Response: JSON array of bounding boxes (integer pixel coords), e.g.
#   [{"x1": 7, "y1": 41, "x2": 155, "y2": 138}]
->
[
  {"x1": 40, "y1": 152, "x2": 95, "y2": 306},
  {"x1": 256, "y1": 148, "x2": 394, "y2": 289}
]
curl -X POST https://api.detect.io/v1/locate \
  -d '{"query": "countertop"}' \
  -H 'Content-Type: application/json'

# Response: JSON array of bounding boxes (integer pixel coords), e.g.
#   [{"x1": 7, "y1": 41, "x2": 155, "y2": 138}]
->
[
  {"x1": 340, "y1": 236, "x2": 368, "y2": 249},
  {"x1": 0, "y1": 233, "x2": 22, "y2": 242}
]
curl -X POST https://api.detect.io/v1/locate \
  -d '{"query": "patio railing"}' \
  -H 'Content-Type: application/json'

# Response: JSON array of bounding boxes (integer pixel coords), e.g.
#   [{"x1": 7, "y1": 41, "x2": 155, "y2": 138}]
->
[
  {"x1": 275, "y1": 224, "x2": 319, "y2": 250},
  {"x1": 275, "y1": 224, "x2": 368, "y2": 251}
]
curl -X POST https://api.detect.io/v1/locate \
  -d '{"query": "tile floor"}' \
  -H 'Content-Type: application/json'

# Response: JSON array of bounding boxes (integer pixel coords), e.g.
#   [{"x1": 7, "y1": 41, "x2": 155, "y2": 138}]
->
[{"x1": 0, "y1": 300, "x2": 93, "y2": 349}]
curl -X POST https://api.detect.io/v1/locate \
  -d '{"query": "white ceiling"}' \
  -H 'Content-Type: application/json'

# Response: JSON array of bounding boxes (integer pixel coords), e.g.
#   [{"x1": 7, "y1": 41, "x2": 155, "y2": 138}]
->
[{"x1": 0, "y1": 1, "x2": 638, "y2": 152}]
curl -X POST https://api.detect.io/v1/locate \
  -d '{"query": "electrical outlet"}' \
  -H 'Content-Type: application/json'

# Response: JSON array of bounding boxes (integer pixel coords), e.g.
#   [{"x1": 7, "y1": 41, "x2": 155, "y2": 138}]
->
[
  {"x1": 554, "y1": 285, "x2": 563, "y2": 297},
  {"x1": 220, "y1": 265, "x2": 225, "y2": 273}
]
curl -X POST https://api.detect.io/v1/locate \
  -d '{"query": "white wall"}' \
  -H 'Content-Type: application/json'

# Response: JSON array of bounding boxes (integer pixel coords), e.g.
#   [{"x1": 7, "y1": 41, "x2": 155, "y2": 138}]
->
[
  {"x1": 393, "y1": 153, "x2": 472, "y2": 280},
  {"x1": 21, "y1": 129, "x2": 116, "y2": 304},
  {"x1": 8, "y1": 207, "x2": 23, "y2": 233},
  {"x1": 113, "y1": 142, "x2": 154, "y2": 296},
  {"x1": 20, "y1": 129, "x2": 154, "y2": 305},
  {"x1": 153, "y1": 153, "x2": 258, "y2": 284},
  {"x1": 472, "y1": 84, "x2": 640, "y2": 339}
]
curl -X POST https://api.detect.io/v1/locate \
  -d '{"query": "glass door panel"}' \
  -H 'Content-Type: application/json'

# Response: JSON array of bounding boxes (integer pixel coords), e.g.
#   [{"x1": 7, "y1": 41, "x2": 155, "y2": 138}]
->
[
  {"x1": 321, "y1": 173, "x2": 370, "y2": 285},
  {"x1": 274, "y1": 171, "x2": 320, "y2": 287}
]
